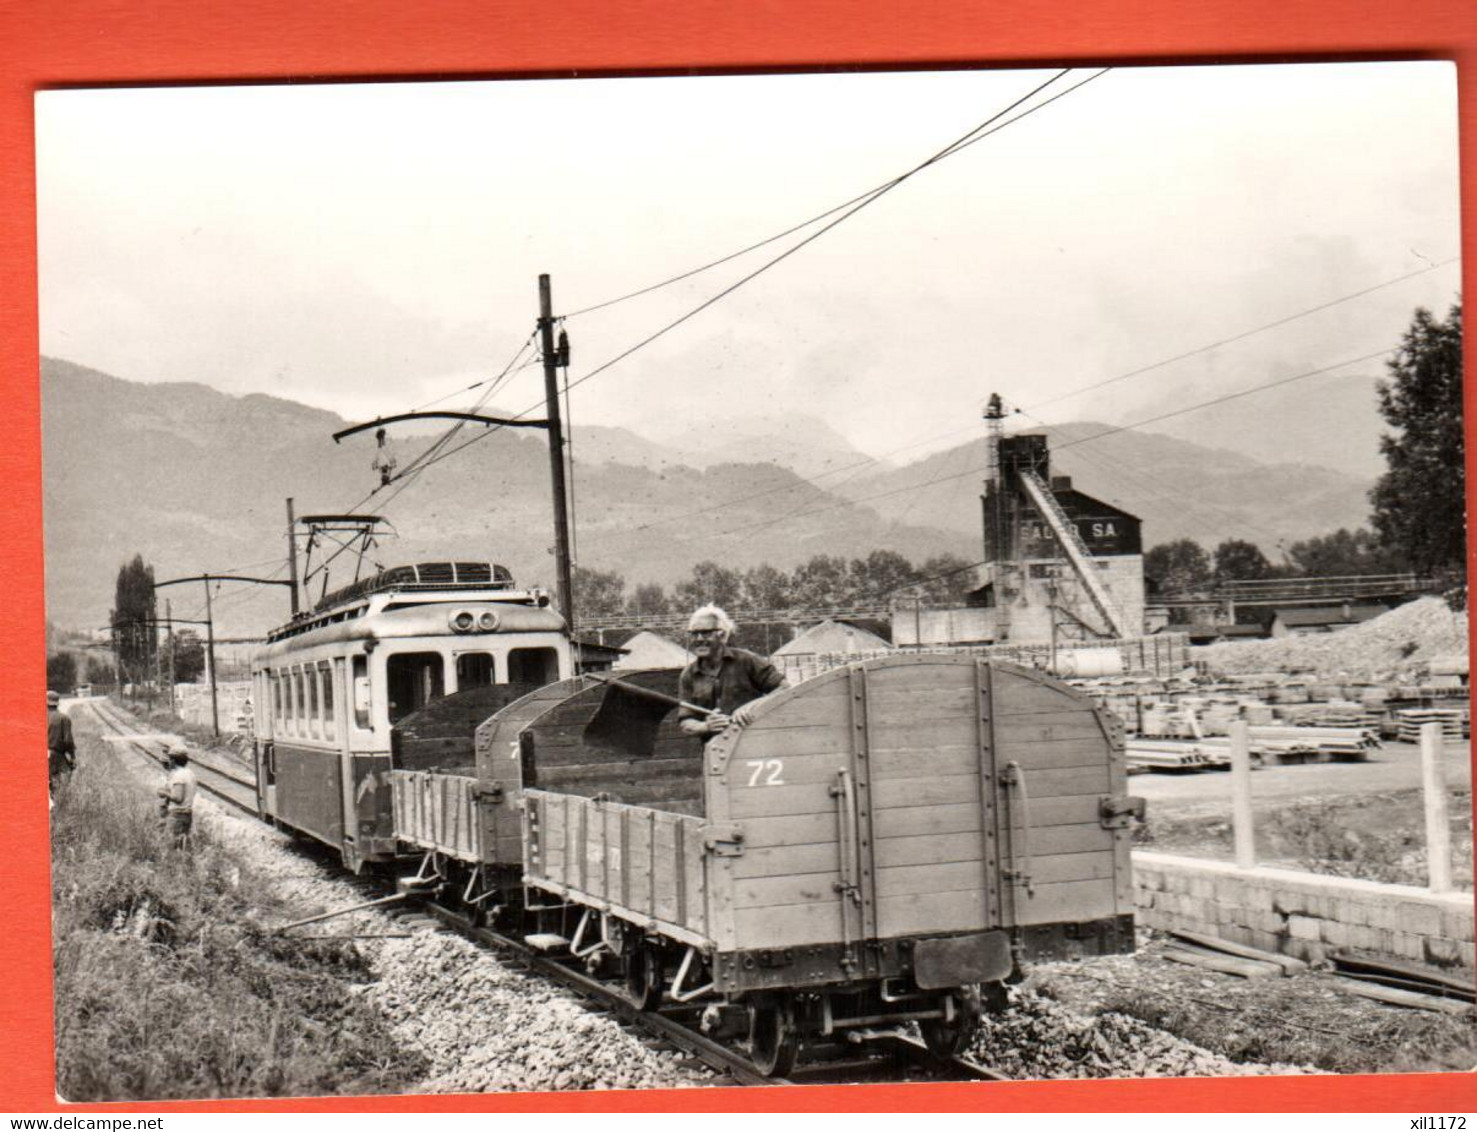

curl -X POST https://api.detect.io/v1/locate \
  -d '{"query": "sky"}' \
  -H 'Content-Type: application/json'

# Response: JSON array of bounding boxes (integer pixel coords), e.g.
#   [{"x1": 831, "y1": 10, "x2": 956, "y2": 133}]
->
[{"x1": 35, "y1": 62, "x2": 1462, "y2": 481}]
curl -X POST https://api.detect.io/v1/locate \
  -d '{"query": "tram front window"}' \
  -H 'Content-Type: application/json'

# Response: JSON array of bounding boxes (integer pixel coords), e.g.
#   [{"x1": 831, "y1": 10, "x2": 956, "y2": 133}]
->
[
  {"x1": 386, "y1": 652, "x2": 445, "y2": 724},
  {"x1": 508, "y1": 646, "x2": 559, "y2": 685},
  {"x1": 456, "y1": 652, "x2": 495, "y2": 689}
]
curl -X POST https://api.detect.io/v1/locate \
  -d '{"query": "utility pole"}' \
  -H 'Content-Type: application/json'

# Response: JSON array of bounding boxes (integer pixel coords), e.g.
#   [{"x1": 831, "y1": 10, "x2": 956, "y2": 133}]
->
[
  {"x1": 204, "y1": 581, "x2": 218, "y2": 736},
  {"x1": 538, "y1": 273, "x2": 576, "y2": 633},
  {"x1": 286, "y1": 497, "x2": 301, "y2": 617},
  {"x1": 165, "y1": 598, "x2": 176, "y2": 714},
  {"x1": 155, "y1": 573, "x2": 292, "y2": 738}
]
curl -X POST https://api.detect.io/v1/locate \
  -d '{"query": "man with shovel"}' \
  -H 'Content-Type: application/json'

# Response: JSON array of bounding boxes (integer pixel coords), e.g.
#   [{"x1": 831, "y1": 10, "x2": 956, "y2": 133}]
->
[{"x1": 677, "y1": 605, "x2": 785, "y2": 741}]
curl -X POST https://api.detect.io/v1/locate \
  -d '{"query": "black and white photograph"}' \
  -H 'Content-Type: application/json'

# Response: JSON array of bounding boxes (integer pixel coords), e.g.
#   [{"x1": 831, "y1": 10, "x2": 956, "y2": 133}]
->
[{"x1": 37, "y1": 61, "x2": 1471, "y2": 1102}]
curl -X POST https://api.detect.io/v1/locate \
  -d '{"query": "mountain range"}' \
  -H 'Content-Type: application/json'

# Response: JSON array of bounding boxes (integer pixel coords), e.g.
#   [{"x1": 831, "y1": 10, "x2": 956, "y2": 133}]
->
[{"x1": 40, "y1": 357, "x2": 1377, "y2": 636}]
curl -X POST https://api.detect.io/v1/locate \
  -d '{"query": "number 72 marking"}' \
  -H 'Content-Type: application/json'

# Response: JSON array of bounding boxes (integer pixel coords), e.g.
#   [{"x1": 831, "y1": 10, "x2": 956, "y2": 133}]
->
[{"x1": 746, "y1": 759, "x2": 785, "y2": 787}]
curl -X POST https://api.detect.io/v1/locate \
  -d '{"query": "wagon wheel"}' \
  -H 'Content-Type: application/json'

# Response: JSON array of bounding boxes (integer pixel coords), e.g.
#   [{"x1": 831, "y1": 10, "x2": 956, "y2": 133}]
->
[
  {"x1": 748, "y1": 997, "x2": 800, "y2": 1077},
  {"x1": 623, "y1": 943, "x2": 663, "y2": 1012},
  {"x1": 920, "y1": 985, "x2": 982, "y2": 1058}
]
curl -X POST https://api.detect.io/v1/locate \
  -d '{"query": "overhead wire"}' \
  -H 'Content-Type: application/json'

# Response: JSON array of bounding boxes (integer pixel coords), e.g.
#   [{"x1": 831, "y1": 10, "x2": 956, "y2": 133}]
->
[
  {"x1": 560, "y1": 71, "x2": 1081, "y2": 320},
  {"x1": 1024, "y1": 256, "x2": 1459, "y2": 414},
  {"x1": 681, "y1": 348, "x2": 1392, "y2": 544},
  {"x1": 581, "y1": 254, "x2": 1455, "y2": 545},
  {"x1": 374, "y1": 68, "x2": 1110, "y2": 494}
]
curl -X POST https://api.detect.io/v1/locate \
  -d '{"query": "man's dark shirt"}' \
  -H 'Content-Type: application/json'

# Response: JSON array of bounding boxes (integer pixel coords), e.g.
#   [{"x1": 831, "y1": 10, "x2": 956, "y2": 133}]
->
[
  {"x1": 47, "y1": 708, "x2": 75, "y2": 756},
  {"x1": 678, "y1": 647, "x2": 785, "y2": 724}
]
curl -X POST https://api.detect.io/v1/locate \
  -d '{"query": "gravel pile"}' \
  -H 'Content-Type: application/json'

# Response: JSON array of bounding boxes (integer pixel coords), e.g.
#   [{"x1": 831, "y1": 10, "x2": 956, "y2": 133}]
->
[
  {"x1": 970, "y1": 986, "x2": 1318, "y2": 1079},
  {"x1": 1196, "y1": 597, "x2": 1468, "y2": 680}
]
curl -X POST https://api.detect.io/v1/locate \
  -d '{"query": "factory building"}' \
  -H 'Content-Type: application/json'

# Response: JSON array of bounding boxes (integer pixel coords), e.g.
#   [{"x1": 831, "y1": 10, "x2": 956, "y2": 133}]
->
[{"x1": 894, "y1": 401, "x2": 1147, "y2": 649}]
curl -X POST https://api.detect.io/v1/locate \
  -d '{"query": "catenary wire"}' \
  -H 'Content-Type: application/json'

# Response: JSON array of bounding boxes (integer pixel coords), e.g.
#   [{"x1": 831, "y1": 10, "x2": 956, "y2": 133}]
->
[
  {"x1": 559, "y1": 72, "x2": 1081, "y2": 319},
  {"x1": 377, "y1": 69, "x2": 1109, "y2": 493},
  {"x1": 679, "y1": 348, "x2": 1392, "y2": 544}
]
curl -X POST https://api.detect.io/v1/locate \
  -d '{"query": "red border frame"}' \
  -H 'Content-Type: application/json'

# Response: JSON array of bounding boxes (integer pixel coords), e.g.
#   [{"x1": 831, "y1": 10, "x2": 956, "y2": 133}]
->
[{"x1": 2, "y1": 0, "x2": 1473, "y2": 1114}]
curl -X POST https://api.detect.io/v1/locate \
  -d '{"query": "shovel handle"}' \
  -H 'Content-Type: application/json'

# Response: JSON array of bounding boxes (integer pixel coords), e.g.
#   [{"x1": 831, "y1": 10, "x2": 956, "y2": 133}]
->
[{"x1": 588, "y1": 672, "x2": 716, "y2": 717}]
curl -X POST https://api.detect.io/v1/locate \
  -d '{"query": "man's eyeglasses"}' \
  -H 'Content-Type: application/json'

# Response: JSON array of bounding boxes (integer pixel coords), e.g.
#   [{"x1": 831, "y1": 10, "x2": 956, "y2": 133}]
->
[{"x1": 689, "y1": 629, "x2": 724, "y2": 639}]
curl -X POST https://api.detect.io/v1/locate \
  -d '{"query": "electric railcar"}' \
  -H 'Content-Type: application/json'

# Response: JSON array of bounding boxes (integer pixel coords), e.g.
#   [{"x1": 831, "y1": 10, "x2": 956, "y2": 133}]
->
[{"x1": 250, "y1": 561, "x2": 573, "y2": 870}]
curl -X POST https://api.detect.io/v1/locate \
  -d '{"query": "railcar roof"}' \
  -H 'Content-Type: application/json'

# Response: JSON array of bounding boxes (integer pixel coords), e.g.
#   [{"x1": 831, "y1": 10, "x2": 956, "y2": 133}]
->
[{"x1": 258, "y1": 590, "x2": 566, "y2": 658}]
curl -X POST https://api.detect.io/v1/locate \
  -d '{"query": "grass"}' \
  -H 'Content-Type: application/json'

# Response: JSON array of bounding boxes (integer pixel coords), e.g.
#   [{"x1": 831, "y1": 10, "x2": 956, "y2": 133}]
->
[
  {"x1": 51, "y1": 728, "x2": 426, "y2": 1101},
  {"x1": 1133, "y1": 789, "x2": 1474, "y2": 889},
  {"x1": 1035, "y1": 956, "x2": 1477, "y2": 1075}
]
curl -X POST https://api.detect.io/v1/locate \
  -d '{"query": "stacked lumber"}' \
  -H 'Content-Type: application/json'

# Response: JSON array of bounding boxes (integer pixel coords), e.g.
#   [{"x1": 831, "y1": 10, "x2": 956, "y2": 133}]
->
[{"x1": 1161, "y1": 930, "x2": 1307, "y2": 979}]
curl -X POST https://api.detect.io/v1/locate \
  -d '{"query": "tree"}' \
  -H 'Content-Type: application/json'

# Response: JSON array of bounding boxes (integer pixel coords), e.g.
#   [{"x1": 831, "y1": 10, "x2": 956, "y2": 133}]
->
[
  {"x1": 673, "y1": 561, "x2": 744, "y2": 611},
  {"x1": 1370, "y1": 302, "x2": 1465, "y2": 575},
  {"x1": 46, "y1": 652, "x2": 77, "y2": 693},
  {"x1": 1285, "y1": 528, "x2": 1407, "y2": 577},
  {"x1": 171, "y1": 630, "x2": 207, "y2": 684},
  {"x1": 1144, "y1": 539, "x2": 1212, "y2": 592},
  {"x1": 625, "y1": 582, "x2": 670, "y2": 617},
  {"x1": 740, "y1": 564, "x2": 790, "y2": 610},
  {"x1": 572, "y1": 565, "x2": 627, "y2": 618},
  {"x1": 1213, "y1": 539, "x2": 1275, "y2": 582},
  {"x1": 914, "y1": 554, "x2": 979, "y2": 604},
  {"x1": 111, "y1": 554, "x2": 157, "y2": 684},
  {"x1": 788, "y1": 555, "x2": 852, "y2": 607},
  {"x1": 84, "y1": 655, "x2": 117, "y2": 686},
  {"x1": 848, "y1": 550, "x2": 918, "y2": 603}
]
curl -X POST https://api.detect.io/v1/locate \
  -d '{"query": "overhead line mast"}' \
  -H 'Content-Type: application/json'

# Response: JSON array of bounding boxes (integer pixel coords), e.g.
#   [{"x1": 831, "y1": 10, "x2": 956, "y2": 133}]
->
[{"x1": 331, "y1": 274, "x2": 578, "y2": 631}]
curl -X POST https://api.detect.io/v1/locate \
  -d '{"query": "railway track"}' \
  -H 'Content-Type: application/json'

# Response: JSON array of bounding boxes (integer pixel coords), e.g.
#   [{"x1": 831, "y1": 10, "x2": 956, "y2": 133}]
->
[
  {"x1": 420, "y1": 898, "x2": 1009, "y2": 1086},
  {"x1": 92, "y1": 697, "x2": 1013, "y2": 1089},
  {"x1": 86, "y1": 697, "x2": 260, "y2": 814}
]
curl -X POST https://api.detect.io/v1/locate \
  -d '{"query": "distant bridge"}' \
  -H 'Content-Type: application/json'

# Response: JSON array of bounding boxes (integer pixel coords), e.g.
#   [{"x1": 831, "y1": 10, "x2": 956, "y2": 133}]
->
[{"x1": 1155, "y1": 573, "x2": 1445, "y2": 609}]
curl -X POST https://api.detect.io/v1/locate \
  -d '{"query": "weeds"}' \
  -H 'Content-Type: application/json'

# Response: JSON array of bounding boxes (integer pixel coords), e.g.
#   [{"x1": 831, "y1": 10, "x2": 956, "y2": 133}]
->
[
  {"x1": 51, "y1": 733, "x2": 426, "y2": 1101},
  {"x1": 1136, "y1": 790, "x2": 1473, "y2": 889}
]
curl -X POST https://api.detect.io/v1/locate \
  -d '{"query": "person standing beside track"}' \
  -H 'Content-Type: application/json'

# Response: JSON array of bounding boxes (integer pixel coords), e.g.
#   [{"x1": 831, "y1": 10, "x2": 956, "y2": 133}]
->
[
  {"x1": 677, "y1": 605, "x2": 786, "y2": 741},
  {"x1": 157, "y1": 745, "x2": 198, "y2": 848},
  {"x1": 47, "y1": 689, "x2": 76, "y2": 799}
]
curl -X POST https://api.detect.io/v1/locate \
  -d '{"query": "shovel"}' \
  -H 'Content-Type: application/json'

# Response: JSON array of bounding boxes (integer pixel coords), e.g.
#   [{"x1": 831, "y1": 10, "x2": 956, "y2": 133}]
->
[{"x1": 580, "y1": 673, "x2": 715, "y2": 760}]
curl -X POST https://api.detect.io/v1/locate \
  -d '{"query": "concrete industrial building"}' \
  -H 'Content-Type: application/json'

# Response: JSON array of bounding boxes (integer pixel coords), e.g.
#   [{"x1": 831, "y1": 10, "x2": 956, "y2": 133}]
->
[{"x1": 894, "y1": 402, "x2": 1148, "y2": 650}]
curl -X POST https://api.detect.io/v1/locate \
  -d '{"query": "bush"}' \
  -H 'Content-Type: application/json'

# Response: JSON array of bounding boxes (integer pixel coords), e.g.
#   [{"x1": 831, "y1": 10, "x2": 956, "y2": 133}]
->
[{"x1": 51, "y1": 741, "x2": 425, "y2": 1100}]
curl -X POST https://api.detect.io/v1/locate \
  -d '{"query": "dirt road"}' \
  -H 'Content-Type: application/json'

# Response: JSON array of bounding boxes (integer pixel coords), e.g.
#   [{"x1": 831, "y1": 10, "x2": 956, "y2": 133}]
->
[{"x1": 1132, "y1": 739, "x2": 1471, "y2": 817}]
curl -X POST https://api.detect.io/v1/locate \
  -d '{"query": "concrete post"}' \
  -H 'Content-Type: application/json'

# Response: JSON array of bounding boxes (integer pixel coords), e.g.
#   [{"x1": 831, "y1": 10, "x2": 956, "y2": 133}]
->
[
  {"x1": 1229, "y1": 720, "x2": 1255, "y2": 869},
  {"x1": 1420, "y1": 721, "x2": 1453, "y2": 894}
]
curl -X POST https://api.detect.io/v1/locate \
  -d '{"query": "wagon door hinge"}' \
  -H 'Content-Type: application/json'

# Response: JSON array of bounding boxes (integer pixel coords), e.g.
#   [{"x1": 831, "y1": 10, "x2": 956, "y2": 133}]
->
[
  {"x1": 474, "y1": 782, "x2": 505, "y2": 804},
  {"x1": 703, "y1": 825, "x2": 745, "y2": 857},
  {"x1": 1099, "y1": 795, "x2": 1146, "y2": 829}
]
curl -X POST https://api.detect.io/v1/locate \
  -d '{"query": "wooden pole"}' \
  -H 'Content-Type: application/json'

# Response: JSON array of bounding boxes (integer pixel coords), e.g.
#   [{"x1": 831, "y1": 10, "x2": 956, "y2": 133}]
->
[
  {"x1": 1229, "y1": 720, "x2": 1255, "y2": 869},
  {"x1": 538, "y1": 274, "x2": 576, "y2": 633},
  {"x1": 165, "y1": 599, "x2": 176, "y2": 715},
  {"x1": 286, "y1": 497, "x2": 301, "y2": 617},
  {"x1": 204, "y1": 579, "x2": 219, "y2": 737},
  {"x1": 1420, "y1": 721, "x2": 1453, "y2": 894}
]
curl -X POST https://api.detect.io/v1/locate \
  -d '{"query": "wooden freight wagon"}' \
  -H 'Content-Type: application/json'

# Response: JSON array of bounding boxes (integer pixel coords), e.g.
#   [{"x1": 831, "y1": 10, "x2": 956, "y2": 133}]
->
[
  {"x1": 387, "y1": 670, "x2": 705, "y2": 907},
  {"x1": 517, "y1": 655, "x2": 1142, "y2": 1072}
]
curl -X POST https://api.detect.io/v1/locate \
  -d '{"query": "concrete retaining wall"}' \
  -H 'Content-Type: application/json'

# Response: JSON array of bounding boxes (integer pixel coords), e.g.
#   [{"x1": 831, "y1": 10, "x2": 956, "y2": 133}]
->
[{"x1": 1133, "y1": 850, "x2": 1475, "y2": 972}]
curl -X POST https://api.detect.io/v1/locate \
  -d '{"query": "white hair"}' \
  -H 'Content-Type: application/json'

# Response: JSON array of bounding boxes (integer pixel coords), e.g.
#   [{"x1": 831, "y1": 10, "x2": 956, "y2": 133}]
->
[{"x1": 689, "y1": 603, "x2": 736, "y2": 636}]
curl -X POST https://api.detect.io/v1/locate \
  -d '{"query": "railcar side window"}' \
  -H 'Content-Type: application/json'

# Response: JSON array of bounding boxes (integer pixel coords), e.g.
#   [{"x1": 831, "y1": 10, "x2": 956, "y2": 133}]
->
[
  {"x1": 386, "y1": 651, "x2": 445, "y2": 725},
  {"x1": 293, "y1": 668, "x2": 305, "y2": 736},
  {"x1": 508, "y1": 646, "x2": 559, "y2": 685},
  {"x1": 456, "y1": 652, "x2": 495, "y2": 689},
  {"x1": 352, "y1": 655, "x2": 371, "y2": 731},
  {"x1": 321, "y1": 660, "x2": 337, "y2": 741},
  {"x1": 306, "y1": 664, "x2": 320, "y2": 739}
]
